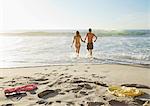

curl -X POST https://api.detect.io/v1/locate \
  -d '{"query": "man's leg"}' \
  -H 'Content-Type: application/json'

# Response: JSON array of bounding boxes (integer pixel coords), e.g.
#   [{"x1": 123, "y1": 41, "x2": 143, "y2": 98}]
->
[{"x1": 89, "y1": 49, "x2": 92, "y2": 57}]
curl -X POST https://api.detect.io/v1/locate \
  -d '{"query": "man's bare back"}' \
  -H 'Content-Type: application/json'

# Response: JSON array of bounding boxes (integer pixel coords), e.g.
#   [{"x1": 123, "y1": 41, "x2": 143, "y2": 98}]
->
[{"x1": 86, "y1": 32, "x2": 95, "y2": 43}]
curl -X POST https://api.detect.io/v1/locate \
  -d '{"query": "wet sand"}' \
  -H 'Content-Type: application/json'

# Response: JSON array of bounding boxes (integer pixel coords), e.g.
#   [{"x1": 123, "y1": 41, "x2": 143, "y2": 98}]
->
[{"x1": 0, "y1": 64, "x2": 150, "y2": 106}]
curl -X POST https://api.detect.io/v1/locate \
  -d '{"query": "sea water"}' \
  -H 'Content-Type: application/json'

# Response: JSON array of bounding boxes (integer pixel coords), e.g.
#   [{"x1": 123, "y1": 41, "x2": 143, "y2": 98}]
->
[{"x1": 0, "y1": 30, "x2": 150, "y2": 68}]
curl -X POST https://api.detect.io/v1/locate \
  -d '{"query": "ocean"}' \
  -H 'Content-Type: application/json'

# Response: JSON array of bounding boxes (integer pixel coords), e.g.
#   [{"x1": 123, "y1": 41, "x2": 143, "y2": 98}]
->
[{"x1": 0, "y1": 30, "x2": 150, "y2": 68}]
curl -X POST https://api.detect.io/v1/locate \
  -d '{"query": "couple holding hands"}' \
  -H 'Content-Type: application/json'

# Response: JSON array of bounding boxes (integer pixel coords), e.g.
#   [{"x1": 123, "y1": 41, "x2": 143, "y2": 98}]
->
[{"x1": 71, "y1": 28, "x2": 97, "y2": 57}]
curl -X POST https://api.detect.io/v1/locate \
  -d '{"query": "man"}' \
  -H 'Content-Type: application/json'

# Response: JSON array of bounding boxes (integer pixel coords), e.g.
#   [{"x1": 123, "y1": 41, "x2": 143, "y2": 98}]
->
[{"x1": 84, "y1": 28, "x2": 97, "y2": 57}]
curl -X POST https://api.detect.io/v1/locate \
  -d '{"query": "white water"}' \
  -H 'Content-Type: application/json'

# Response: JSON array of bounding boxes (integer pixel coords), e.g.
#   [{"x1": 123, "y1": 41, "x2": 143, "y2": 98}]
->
[{"x1": 0, "y1": 33, "x2": 150, "y2": 68}]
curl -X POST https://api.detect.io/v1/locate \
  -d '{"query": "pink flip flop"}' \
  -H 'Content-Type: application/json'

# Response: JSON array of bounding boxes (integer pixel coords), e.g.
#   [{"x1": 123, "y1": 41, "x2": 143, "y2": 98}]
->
[{"x1": 4, "y1": 84, "x2": 37, "y2": 96}]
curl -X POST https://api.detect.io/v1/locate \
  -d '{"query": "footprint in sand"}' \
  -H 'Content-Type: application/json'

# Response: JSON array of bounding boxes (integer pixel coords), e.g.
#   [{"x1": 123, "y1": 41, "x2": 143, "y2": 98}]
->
[
  {"x1": 87, "y1": 67, "x2": 90, "y2": 69},
  {"x1": 27, "y1": 97, "x2": 36, "y2": 100},
  {"x1": 1, "y1": 103, "x2": 14, "y2": 106},
  {"x1": 73, "y1": 77, "x2": 79, "y2": 80},
  {"x1": 80, "y1": 103, "x2": 84, "y2": 106},
  {"x1": 102, "y1": 95, "x2": 108, "y2": 101},
  {"x1": 74, "y1": 70, "x2": 77, "y2": 72},
  {"x1": 100, "y1": 76, "x2": 106, "y2": 79},
  {"x1": 59, "y1": 73, "x2": 64, "y2": 76},
  {"x1": 84, "y1": 70, "x2": 88, "y2": 72},
  {"x1": 66, "y1": 102, "x2": 74, "y2": 106},
  {"x1": 38, "y1": 89, "x2": 60, "y2": 99},
  {"x1": 59, "y1": 92, "x2": 66, "y2": 95},
  {"x1": 28, "y1": 90, "x2": 37, "y2": 94},
  {"x1": 48, "y1": 102, "x2": 53, "y2": 105},
  {"x1": 4, "y1": 80, "x2": 16, "y2": 84},
  {"x1": 65, "y1": 75, "x2": 72, "y2": 78},
  {"x1": 44, "y1": 68, "x2": 48, "y2": 71},
  {"x1": 72, "y1": 87, "x2": 83, "y2": 93},
  {"x1": 31, "y1": 78, "x2": 48, "y2": 82},
  {"x1": 22, "y1": 76, "x2": 32, "y2": 79},
  {"x1": 108, "y1": 100, "x2": 129, "y2": 106},
  {"x1": 78, "y1": 84, "x2": 93, "y2": 90},
  {"x1": 36, "y1": 100, "x2": 48, "y2": 105},
  {"x1": 80, "y1": 91, "x2": 88, "y2": 95},
  {"x1": 87, "y1": 102, "x2": 105, "y2": 106},
  {"x1": 56, "y1": 101, "x2": 61, "y2": 103},
  {"x1": 52, "y1": 70, "x2": 57, "y2": 72},
  {"x1": 65, "y1": 68, "x2": 69, "y2": 71},
  {"x1": 91, "y1": 74, "x2": 106, "y2": 79}
]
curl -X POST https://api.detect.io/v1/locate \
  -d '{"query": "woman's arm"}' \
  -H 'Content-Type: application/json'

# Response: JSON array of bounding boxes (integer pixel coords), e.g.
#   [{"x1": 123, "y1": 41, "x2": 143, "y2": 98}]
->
[
  {"x1": 71, "y1": 36, "x2": 75, "y2": 47},
  {"x1": 80, "y1": 35, "x2": 85, "y2": 42}
]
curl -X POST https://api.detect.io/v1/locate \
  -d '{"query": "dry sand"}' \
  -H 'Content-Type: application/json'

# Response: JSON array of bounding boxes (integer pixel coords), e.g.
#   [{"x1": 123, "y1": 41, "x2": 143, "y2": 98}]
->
[{"x1": 0, "y1": 64, "x2": 150, "y2": 106}]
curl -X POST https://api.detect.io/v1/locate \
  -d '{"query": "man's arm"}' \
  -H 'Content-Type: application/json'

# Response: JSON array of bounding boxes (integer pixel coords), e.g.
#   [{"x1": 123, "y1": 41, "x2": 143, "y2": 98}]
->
[
  {"x1": 84, "y1": 34, "x2": 88, "y2": 42},
  {"x1": 94, "y1": 34, "x2": 97, "y2": 42}
]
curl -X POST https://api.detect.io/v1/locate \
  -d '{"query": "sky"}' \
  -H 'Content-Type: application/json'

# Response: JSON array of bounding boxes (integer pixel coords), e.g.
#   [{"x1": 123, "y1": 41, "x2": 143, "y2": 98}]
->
[{"x1": 0, "y1": 0, "x2": 150, "y2": 31}]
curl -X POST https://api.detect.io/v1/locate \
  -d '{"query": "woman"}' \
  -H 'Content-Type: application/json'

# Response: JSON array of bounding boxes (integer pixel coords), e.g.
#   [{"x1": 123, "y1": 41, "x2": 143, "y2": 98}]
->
[{"x1": 71, "y1": 31, "x2": 84, "y2": 57}]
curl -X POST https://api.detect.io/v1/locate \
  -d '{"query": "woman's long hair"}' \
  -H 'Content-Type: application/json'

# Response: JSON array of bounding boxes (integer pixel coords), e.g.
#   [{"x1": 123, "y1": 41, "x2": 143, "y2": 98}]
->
[{"x1": 76, "y1": 31, "x2": 80, "y2": 36}]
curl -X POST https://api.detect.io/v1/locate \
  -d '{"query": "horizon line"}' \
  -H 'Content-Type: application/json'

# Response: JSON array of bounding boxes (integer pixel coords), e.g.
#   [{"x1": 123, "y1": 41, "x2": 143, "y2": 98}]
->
[{"x1": 0, "y1": 28, "x2": 150, "y2": 32}]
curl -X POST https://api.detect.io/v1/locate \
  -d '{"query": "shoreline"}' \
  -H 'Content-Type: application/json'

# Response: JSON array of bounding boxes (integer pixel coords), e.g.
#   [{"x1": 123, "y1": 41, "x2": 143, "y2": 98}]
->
[{"x1": 0, "y1": 63, "x2": 150, "y2": 69}]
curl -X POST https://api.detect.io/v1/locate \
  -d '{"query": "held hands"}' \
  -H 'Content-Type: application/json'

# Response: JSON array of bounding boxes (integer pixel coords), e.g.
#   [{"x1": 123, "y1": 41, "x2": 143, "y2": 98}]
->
[
  {"x1": 81, "y1": 39, "x2": 85, "y2": 43},
  {"x1": 82, "y1": 40, "x2": 85, "y2": 43}
]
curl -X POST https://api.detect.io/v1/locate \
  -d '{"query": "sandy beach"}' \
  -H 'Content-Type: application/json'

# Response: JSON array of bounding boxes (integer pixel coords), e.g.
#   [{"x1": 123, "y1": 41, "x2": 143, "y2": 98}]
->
[
  {"x1": 1, "y1": 0, "x2": 149, "y2": 105},
  {"x1": 0, "y1": 64, "x2": 149, "y2": 106}
]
